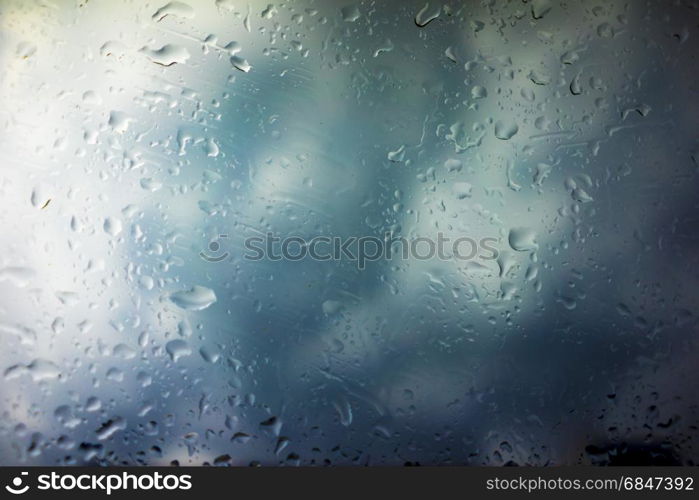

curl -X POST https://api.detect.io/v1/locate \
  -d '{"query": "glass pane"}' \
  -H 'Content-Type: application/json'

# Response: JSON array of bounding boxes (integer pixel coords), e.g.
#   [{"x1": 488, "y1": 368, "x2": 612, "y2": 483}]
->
[{"x1": 0, "y1": 0, "x2": 697, "y2": 466}]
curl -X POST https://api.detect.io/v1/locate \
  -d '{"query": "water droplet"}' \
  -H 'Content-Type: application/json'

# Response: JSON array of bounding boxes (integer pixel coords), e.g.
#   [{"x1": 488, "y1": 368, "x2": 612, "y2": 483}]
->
[
  {"x1": 113, "y1": 344, "x2": 137, "y2": 360},
  {"x1": 4, "y1": 359, "x2": 61, "y2": 382},
  {"x1": 444, "y1": 158, "x2": 463, "y2": 172},
  {"x1": 99, "y1": 41, "x2": 127, "y2": 58},
  {"x1": 561, "y1": 50, "x2": 579, "y2": 65},
  {"x1": 521, "y1": 87, "x2": 535, "y2": 102},
  {"x1": 103, "y1": 217, "x2": 123, "y2": 237},
  {"x1": 140, "y1": 44, "x2": 190, "y2": 66},
  {"x1": 140, "y1": 178, "x2": 162, "y2": 192},
  {"x1": 387, "y1": 145, "x2": 406, "y2": 162},
  {"x1": 96, "y1": 417, "x2": 126, "y2": 440},
  {"x1": 533, "y1": 163, "x2": 552, "y2": 186},
  {"x1": 333, "y1": 398, "x2": 353, "y2": 426},
  {"x1": 205, "y1": 138, "x2": 220, "y2": 157},
  {"x1": 152, "y1": 1, "x2": 194, "y2": 22},
  {"x1": 340, "y1": 5, "x2": 360, "y2": 22},
  {"x1": 85, "y1": 397, "x2": 101, "y2": 412},
  {"x1": 322, "y1": 300, "x2": 342, "y2": 315},
  {"x1": 497, "y1": 251, "x2": 516, "y2": 277},
  {"x1": 470, "y1": 85, "x2": 487, "y2": 99},
  {"x1": 224, "y1": 41, "x2": 242, "y2": 55},
  {"x1": 494, "y1": 120, "x2": 519, "y2": 140},
  {"x1": 177, "y1": 320, "x2": 192, "y2": 337},
  {"x1": 108, "y1": 111, "x2": 132, "y2": 133},
  {"x1": 243, "y1": 4, "x2": 251, "y2": 32},
  {"x1": 199, "y1": 345, "x2": 220, "y2": 363},
  {"x1": 528, "y1": 70, "x2": 551, "y2": 85},
  {"x1": 81, "y1": 90, "x2": 102, "y2": 106},
  {"x1": 30, "y1": 183, "x2": 52, "y2": 209},
  {"x1": 373, "y1": 39, "x2": 394, "y2": 57},
  {"x1": 531, "y1": 0, "x2": 552, "y2": 19},
  {"x1": 452, "y1": 182, "x2": 472, "y2": 199},
  {"x1": 51, "y1": 317, "x2": 64, "y2": 335},
  {"x1": 170, "y1": 285, "x2": 217, "y2": 310},
  {"x1": 55, "y1": 291, "x2": 80, "y2": 306},
  {"x1": 508, "y1": 228, "x2": 538, "y2": 252},
  {"x1": 445, "y1": 46, "x2": 458, "y2": 63},
  {"x1": 215, "y1": 0, "x2": 234, "y2": 11},
  {"x1": 570, "y1": 73, "x2": 582, "y2": 95},
  {"x1": 261, "y1": 4, "x2": 277, "y2": 19},
  {"x1": 571, "y1": 187, "x2": 594, "y2": 203},
  {"x1": 106, "y1": 367, "x2": 124, "y2": 382},
  {"x1": 16, "y1": 41, "x2": 37, "y2": 59},
  {"x1": 232, "y1": 432, "x2": 251, "y2": 444},
  {"x1": 214, "y1": 454, "x2": 234, "y2": 466},
  {"x1": 166, "y1": 339, "x2": 192, "y2": 362},
  {"x1": 415, "y1": 3, "x2": 440, "y2": 27},
  {"x1": 230, "y1": 55, "x2": 251, "y2": 72}
]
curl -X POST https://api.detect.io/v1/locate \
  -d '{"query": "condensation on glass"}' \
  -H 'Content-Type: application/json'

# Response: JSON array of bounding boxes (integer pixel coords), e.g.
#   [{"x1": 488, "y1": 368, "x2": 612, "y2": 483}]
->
[{"x1": 0, "y1": 0, "x2": 697, "y2": 465}]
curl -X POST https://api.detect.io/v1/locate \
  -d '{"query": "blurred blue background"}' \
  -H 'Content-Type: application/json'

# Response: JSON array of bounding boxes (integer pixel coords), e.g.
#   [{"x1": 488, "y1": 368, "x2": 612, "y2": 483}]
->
[{"x1": 0, "y1": 0, "x2": 698, "y2": 465}]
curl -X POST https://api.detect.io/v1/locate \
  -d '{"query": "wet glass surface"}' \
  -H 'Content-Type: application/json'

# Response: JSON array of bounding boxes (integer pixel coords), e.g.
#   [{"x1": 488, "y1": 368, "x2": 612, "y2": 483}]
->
[{"x1": 0, "y1": 0, "x2": 698, "y2": 465}]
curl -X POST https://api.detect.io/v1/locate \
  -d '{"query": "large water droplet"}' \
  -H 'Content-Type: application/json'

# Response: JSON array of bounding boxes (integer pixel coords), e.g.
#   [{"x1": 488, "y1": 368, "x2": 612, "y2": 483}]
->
[
  {"x1": 152, "y1": 1, "x2": 194, "y2": 22},
  {"x1": 103, "y1": 217, "x2": 123, "y2": 237},
  {"x1": 170, "y1": 285, "x2": 217, "y2": 310},
  {"x1": 140, "y1": 44, "x2": 190, "y2": 66},
  {"x1": 415, "y1": 3, "x2": 440, "y2": 27},
  {"x1": 4, "y1": 359, "x2": 61, "y2": 382},
  {"x1": 494, "y1": 120, "x2": 519, "y2": 140},
  {"x1": 471, "y1": 85, "x2": 487, "y2": 99},
  {"x1": 108, "y1": 111, "x2": 131, "y2": 133},
  {"x1": 387, "y1": 145, "x2": 406, "y2": 162},
  {"x1": 166, "y1": 339, "x2": 192, "y2": 362},
  {"x1": 508, "y1": 228, "x2": 538, "y2": 252},
  {"x1": 531, "y1": 0, "x2": 552, "y2": 19},
  {"x1": 340, "y1": 5, "x2": 360, "y2": 22},
  {"x1": 230, "y1": 55, "x2": 251, "y2": 72},
  {"x1": 452, "y1": 182, "x2": 472, "y2": 199},
  {"x1": 322, "y1": 300, "x2": 342, "y2": 315}
]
